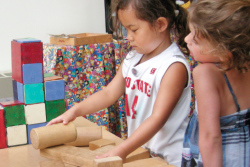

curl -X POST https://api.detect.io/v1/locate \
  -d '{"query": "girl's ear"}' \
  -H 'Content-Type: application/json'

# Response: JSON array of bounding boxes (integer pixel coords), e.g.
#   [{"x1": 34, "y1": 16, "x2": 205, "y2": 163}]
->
[{"x1": 156, "y1": 17, "x2": 169, "y2": 32}]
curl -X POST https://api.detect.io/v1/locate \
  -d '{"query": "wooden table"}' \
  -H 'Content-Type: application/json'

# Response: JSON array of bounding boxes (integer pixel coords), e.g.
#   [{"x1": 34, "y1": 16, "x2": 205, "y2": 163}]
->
[{"x1": 0, "y1": 117, "x2": 125, "y2": 167}]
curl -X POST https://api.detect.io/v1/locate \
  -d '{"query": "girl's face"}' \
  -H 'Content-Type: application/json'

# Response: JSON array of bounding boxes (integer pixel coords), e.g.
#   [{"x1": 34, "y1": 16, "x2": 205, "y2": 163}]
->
[
  {"x1": 185, "y1": 24, "x2": 220, "y2": 63},
  {"x1": 118, "y1": 5, "x2": 165, "y2": 57}
]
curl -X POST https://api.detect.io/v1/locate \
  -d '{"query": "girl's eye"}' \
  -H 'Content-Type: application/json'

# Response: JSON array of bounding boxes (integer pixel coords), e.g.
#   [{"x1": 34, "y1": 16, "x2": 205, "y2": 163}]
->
[{"x1": 132, "y1": 29, "x2": 138, "y2": 32}]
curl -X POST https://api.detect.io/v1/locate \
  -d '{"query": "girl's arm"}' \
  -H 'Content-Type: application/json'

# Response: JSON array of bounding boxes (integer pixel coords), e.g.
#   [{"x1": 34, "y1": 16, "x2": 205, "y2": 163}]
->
[
  {"x1": 97, "y1": 62, "x2": 188, "y2": 161},
  {"x1": 193, "y1": 64, "x2": 222, "y2": 167},
  {"x1": 47, "y1": 63, "x2": 126, "y2": 125}
]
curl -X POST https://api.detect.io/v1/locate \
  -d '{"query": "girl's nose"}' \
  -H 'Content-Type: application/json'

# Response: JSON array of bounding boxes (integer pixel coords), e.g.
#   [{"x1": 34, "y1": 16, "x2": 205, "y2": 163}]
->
[
  {"x1": 126, "y1": 31, "x2": 133, "y2": 41},
  {"x1": 184, "y1": 33, "x2": 191, "y2": 44}
]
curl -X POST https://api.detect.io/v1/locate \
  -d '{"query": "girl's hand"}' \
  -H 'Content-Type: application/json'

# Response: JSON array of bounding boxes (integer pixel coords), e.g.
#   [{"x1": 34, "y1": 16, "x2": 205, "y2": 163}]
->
[
  {"x1": 47, "y1": 108, "x2": 77, "y2": 126},
  {"x1": 95, "y1": 146, "x2": 127, "y2": 163}
]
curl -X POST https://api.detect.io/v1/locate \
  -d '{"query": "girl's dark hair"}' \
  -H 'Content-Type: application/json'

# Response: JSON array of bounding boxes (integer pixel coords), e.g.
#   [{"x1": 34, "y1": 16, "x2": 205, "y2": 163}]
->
[
  {"x1": 189, "y1": 0, "x2": 250, "y2": 72},
  {"x1": 112, "y1": 0, "x2": 190, "y2": 54}
]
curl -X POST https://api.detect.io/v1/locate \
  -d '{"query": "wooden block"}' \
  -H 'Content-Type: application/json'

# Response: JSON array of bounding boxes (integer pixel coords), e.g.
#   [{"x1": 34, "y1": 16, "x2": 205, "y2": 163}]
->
[
  {"x1": 12, "y1": 80, "x2": 24, "y2": 103},
  {"x1": 11, "y1": 40, "x2": 43, "y2": 84},
  {"x1": 6, "y1": 124, "x2": 27, "y2": 146},
  {"x1": 40, "y1": 145, "x2": 77, "y2": 160},
  {"x1": 89, "y1": 139, "x2": 115, "y2": 150},
  {"x1": 44, "y1": 76, "x2": 64, "y2": 82},
  {"x1": 66, "y1": 127, "x2": 102, "y2": 146},
  {"x1": 40, "y1": 160, "x2": 78, "y2": 167},
  {"x1": 22, "y1": 63, "x2": 43, "y2": 84},
  {"x1": 30, "y1": 122, "x2": 76, "y2": 149},
  {"x1": 24, "y1": 83, "x2": 44, "y2": 104},
  {"x1": 45, "y1": 80, "x2": 65, "y2": 101},
  {"x1": 0, "y1": 107, "x2": 7, "y2": 149},
  {"x1": 123, "y1": 158, "x2": 175, "y2": 167},
  {"x1": 125, "y1": 147, "x2": 150, "y2": 163},
  {"x1": 3, "y1": 104, "x2": 25, "y2": 127},
  {"x1": 45, "y1": 100, "x2": 65, "y2": 122},
  {"x1": 93, "y1": 156, "x2": 123, "y2": 167},
  {"x1": 24, "y1": 103, "x2": 46, "y2": 125},
  {"x1": 40, "y1": 160, "x2": 65, "y2": 167},
  {"x1": 27, "y1": 122, "x2": 47, "y2": 144}
]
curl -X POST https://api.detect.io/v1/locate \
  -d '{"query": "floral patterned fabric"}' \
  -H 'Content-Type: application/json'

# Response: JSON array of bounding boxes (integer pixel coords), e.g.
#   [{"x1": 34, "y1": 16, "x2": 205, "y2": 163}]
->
[{"x1": 43, "y1": 40, "x2": 131, "y2": 139}]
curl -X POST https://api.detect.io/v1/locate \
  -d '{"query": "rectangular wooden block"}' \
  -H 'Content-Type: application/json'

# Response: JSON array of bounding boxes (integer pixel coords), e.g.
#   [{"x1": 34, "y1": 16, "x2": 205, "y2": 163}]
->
[
  {"x1": 40, "y1": 160, "x2": 66, "y2": 167},
  {"x1": 27, "y1": 122, "x2": 47, "y2": 144},
  {"x1": 22, "y1": 63, "x2": 43, "y2": 84},
  {"x1": 45, "y1": 80, "x2": 65, "y2": 101},
  {"x1": 6, "y1": 124, "x2": 27, "y2": 146},
  {"x1": 123, "y1": 158, "x2": 173, "y2": 167},
  {"x1": 0, "y1": 107, "x2": 7, "y2": 149},
  {"x1": 93, "y1": 156, "x2": 123, "y2": 167},
  {"x1": 11, "y1": 40, "x2": 43, "y2": 83},
  {"x1": 24, "y1": 83, "x2": 44, "y2": 104},
  {"x1": 45, "y1": 99, "x2": 65, "y2": 122},
  {"x1": 89, "y1": 139, "x2": 115, "y2": 150},
  {"x1": 24, "y1": 103, "x2": 46, "y2": 125}
]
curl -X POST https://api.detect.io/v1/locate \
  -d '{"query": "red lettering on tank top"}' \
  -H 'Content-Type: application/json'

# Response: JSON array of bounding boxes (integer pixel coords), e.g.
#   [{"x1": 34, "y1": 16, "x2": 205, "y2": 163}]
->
[{"x1": 124, "y1": 77, "x2": 131, "y2": 88}]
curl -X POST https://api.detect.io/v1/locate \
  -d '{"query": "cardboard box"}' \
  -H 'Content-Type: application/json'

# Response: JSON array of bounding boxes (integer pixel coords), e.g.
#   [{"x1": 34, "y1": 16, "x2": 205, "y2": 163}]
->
[{"x1": 50, "y1": 33, "x2": 113, "y2": 46}]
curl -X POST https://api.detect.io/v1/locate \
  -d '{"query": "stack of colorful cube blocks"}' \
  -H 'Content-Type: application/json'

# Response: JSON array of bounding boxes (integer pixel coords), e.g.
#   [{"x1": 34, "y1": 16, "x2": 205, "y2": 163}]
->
[{"x1": 0, "y1": 38, "x2": 66, "y2": 149}]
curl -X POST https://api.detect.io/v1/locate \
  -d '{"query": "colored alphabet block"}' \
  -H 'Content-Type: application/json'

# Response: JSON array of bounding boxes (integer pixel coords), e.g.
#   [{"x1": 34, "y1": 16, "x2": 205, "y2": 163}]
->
[
  {"x1": 1, "y1": 102, "x2": 25, "y2": 127},
  {"x1": 24, "y1": 83, "x2": 44, "y2": 104},
  {"x1": 22, "y1": 63, "x2": 43, "y2": 84},
  {"x1": 6, "y1": 124, "x2": 27, "y2": 146},
  {"x1": 45, "y1": 99, "x2": 65, "y2": 122},
  {"x1": 24, "y1": 103, "x2": 46, "y2": 125},
  {"x1": 12, "y1": 80, "x2": 24, "y2": 103},
  {"x1": 27, "y1": 122, "x2": 47, "y2": 144},
  {"x1": 0, "y1": 107, "x2": 7, "y2": 149},
  {"x1": 11, "y1": 40, "x2": 43, "y2": 83},
  {"x1": 45, "y1": 80, "x2": 65, "y2": 101}
]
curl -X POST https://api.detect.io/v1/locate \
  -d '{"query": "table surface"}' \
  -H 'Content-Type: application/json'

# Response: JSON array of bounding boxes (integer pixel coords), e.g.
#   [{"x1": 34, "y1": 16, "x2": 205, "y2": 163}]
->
[{"x1": 0, "y1": 117, "x2": 124, "y2": 167}]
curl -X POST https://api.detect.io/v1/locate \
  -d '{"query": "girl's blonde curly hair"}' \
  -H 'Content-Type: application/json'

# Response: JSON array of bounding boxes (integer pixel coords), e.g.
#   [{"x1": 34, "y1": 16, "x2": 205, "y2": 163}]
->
[{"x1": 189, "y1": 0, "x2": 250, "y2": 72}]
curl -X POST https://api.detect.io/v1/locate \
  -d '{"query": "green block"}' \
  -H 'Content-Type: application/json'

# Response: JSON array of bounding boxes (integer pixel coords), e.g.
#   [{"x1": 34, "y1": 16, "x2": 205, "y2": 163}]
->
[
  {"x1": 24, "y1": 83, "x2": 44, "y2": 104},
  {"x1": 4, "y1": 105, "x2": 26, "y2": 127},
  {"x1": 45, "y1": 99, "x2": 65, "y2": 122},
  {"x1": 44, "y1": 73, "x2": 55, "y2": 78}
]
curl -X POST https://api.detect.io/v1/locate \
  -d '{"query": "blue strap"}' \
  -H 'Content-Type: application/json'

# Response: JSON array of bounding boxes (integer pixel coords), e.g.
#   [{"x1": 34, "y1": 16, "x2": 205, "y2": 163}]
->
[{"x1": 223, "y1": 73, "x2": 241, "y2": 112}]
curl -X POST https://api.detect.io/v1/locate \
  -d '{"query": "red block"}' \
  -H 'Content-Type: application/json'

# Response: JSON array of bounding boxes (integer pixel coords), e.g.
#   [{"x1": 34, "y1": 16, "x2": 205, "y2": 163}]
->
[
  {"x1": 0, "y1": 100, "x2": 24, "y2": 107},
  {"x1": 0, "y1": 108, "x2": 7, "y2": 149},
  {"x1": 11, "y1": 41, "x2": 43, "y2": 83}
]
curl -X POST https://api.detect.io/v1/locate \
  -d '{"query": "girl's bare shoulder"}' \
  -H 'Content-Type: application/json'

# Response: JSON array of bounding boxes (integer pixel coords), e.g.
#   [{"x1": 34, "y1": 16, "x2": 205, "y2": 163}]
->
[{"x1": 193, "y1": 63, "x2": 224, "y2": 86}]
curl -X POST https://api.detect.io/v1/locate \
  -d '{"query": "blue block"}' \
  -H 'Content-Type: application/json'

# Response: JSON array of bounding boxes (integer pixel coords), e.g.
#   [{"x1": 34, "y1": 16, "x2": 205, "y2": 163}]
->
[
  {"x1": 22, "y1": 63, "x2": 43, "y2": 84},
  {"x1": 27, "y1": 122, "x2": 47, "y2": 144},
  {"x1": 45, "y1": 80, "x2": 65, "y2": 101},
  {"x1": 12, "y1": 80, "x2": 18, "y2": 100},
  {"x1": 14, "y1": 38, "x2": 41, "y2": 43},
  {"x1": 13, "y1": 80, "x2": 24, "y2": 103}
]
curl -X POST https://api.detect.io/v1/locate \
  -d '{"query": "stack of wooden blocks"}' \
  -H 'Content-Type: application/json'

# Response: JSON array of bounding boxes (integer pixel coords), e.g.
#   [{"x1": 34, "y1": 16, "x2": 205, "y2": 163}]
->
[{"x1": 0, "y1": 38, "x2": 65, "y2": 149}]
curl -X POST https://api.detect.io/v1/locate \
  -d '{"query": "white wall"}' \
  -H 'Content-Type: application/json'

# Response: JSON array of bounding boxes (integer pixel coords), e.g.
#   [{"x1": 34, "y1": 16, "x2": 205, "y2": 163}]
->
[{"x1": 0, "y1": 0, "x2": 106, "y2": 72}]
